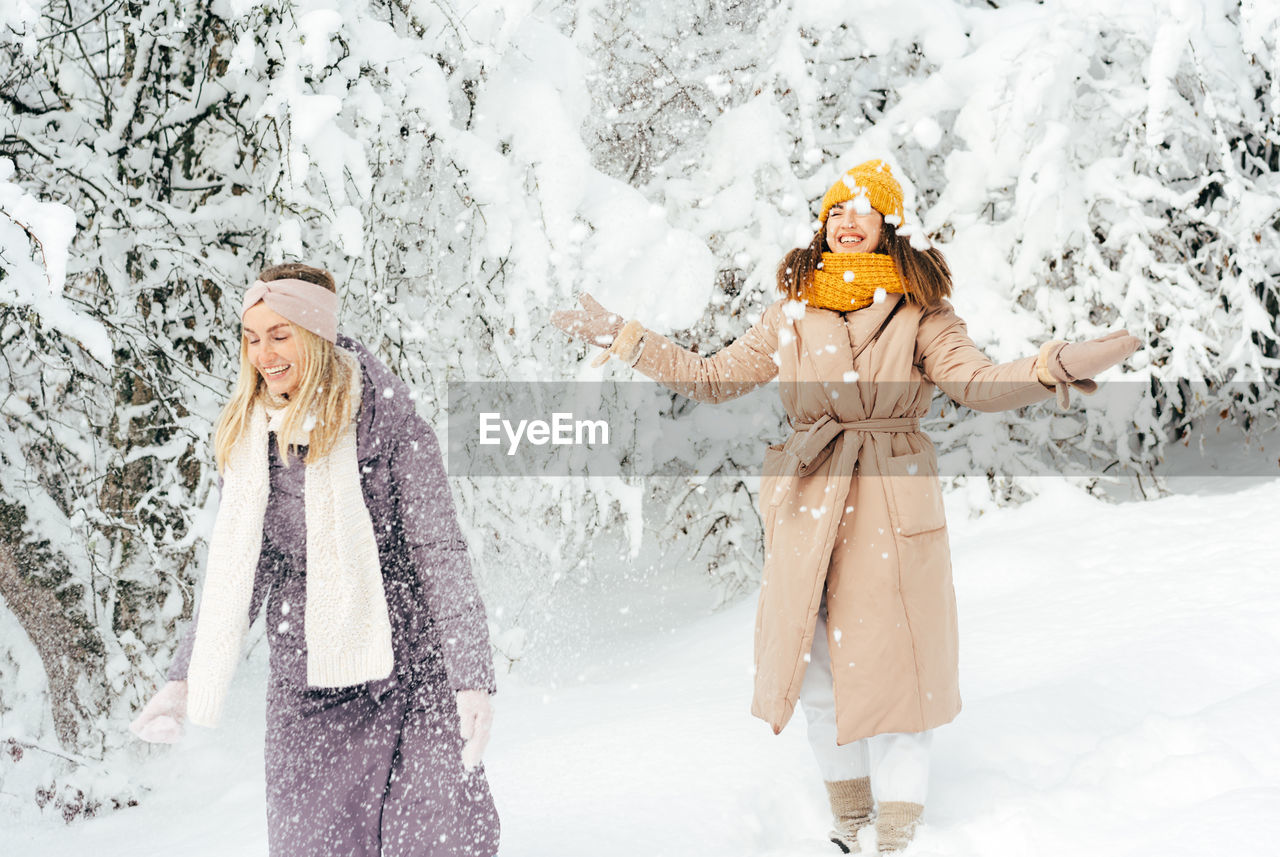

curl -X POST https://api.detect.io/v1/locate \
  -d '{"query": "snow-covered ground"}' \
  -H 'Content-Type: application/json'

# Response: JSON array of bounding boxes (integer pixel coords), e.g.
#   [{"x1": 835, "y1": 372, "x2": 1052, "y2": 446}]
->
[{"x1": 10, "y1": 475, "x2": 1280, "y2": 856}]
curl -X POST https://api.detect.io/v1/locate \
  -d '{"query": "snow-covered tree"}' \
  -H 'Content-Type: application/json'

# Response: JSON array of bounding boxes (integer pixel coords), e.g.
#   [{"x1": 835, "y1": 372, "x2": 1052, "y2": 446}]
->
[{"x1": 0, "y1": 0, "x2": 1276, "y2": 820}]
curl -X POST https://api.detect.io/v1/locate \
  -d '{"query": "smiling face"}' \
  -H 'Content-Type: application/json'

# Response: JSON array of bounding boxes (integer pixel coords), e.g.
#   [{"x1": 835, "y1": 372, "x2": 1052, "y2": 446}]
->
[
  {"x1": 824, "y1": 201, "x2": 884, "y2": 254},
  {"x1": 242, "y1": 302, "x2": 304, "y2": 398}
]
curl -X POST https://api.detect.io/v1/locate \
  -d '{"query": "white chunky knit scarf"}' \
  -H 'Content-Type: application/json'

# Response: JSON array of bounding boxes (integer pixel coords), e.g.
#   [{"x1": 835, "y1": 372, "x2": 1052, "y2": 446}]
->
[{"x1": 186, "y1": 354, "x2": 393, "y2": 727}]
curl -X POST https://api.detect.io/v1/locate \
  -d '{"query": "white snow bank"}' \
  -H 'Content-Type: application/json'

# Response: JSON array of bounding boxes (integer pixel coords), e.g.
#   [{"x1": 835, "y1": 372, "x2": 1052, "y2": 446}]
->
[{"x1": 11, "y1": 478, "x2": 1279, "y2": 855}]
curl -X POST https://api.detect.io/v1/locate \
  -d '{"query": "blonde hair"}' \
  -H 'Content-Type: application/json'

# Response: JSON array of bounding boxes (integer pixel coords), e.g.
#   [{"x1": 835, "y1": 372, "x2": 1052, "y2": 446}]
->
[{"x1": 213, "y1": 264, "x2": 355, "y2": 471}]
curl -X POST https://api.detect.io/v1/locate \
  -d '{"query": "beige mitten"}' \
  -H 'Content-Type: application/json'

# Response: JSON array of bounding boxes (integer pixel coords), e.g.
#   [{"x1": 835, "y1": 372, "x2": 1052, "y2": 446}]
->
[
  {"x1": 590, "y1": 319, "x2": 646, "y2": 367},
  {"x1": 826, "y1": 777, "x2": 874, "y2": 853},
  {"x1": 1037, "y1": 329, "x2": 1140, "y2": 408},
  {"x1": 551, "y1": 294, "x2": 624, "y2": 351}
]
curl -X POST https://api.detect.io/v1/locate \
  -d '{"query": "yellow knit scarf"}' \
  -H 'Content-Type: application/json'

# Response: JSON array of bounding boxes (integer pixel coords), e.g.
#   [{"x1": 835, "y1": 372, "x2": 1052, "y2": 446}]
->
[{"x1": 807, "y1": 252, "x2": 907, "y2": 312}]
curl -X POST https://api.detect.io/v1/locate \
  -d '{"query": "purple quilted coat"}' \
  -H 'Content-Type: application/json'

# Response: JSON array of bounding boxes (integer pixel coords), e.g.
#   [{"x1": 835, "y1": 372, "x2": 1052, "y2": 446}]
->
[{"x1": 170, "y1": 336, "x2": 499, "y2": 856}]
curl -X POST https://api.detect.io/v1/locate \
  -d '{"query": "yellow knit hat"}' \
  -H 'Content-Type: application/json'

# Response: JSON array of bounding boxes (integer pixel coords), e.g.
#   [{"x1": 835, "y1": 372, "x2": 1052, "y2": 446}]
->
[{"x1": 819, "y1": 159, "x2": 905, "y2": 224}]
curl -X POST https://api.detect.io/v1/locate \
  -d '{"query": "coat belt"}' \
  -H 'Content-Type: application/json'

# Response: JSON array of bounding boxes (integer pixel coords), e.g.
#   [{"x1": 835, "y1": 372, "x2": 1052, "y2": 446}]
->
[
  {"x1": 787, "y1": 414, "x2": 921, "y2": 473},
  {"x1": 762, "y1": 414, "x2": 922, "y2": 510}
]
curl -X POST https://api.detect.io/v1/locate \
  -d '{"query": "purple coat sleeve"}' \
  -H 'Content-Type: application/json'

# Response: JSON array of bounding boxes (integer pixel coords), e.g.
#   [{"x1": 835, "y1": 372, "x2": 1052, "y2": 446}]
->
[
  {"x1": 390, "y1": 411, "x2": 496, "y2": 694},
  {"x1": 166, "y1": 549, "x2": 274, "y2": 681}
]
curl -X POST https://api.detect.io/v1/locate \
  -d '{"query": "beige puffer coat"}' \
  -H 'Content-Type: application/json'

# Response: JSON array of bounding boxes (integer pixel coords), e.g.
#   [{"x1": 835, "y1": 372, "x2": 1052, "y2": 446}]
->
[{"x1": 631, "y1": 294, "x2": 1053, "y2": 743}]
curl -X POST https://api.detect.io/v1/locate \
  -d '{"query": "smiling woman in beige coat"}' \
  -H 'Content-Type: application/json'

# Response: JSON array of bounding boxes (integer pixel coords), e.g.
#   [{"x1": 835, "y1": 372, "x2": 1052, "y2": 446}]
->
[{"x1": 553, "y1": 160, "x2": 1138, "y2": 853}]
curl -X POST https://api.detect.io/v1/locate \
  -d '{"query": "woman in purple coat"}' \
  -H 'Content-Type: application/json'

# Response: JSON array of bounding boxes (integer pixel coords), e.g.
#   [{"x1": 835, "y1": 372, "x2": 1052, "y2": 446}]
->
[{"x1": 130, "y1": 263, "x2": 500, "y2": 857}]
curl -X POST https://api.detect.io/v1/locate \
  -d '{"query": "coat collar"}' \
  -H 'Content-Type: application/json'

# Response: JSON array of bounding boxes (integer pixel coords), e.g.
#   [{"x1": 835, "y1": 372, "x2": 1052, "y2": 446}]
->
[
  {"x1": 792, "y1": 292, "x2": 903, "y2": 352},
  {"x1": 337, "y1": 334, "x2": 418, "y2": 463}
]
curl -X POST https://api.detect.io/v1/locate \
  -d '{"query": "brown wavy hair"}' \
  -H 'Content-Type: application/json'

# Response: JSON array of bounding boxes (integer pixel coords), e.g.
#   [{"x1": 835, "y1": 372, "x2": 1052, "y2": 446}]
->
[
  {"x1": 213, "y1": 263, "x2": 355, "y2": 470},
  {"x1": 776, "y1": 219, "x2": 952, "y2": 308}
]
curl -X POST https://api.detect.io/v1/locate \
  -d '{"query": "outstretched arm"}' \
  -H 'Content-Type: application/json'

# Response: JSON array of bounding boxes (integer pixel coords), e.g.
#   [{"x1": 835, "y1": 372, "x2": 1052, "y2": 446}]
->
[
  {"x1": 552, "y1": 295, "x2": 783, "y2": 404},
  {"x1": 917, "y1": 302, "x2": 1138, "y2": 412},
  {"x1": 916, "y1": 302, "x2": 1055, "y2": 412}
]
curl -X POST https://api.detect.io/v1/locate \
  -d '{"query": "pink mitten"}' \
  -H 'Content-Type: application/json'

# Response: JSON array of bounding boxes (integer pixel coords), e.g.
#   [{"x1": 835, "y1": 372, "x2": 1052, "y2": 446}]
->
[
  {"x1": 456, "y1": 689, "x2": 493, "y2": 772},
  {"x1": 1037, "y1": 330, "x2": 1140, "y2": 408},
  {"x1": 129, "y1": 680, "x2": 188, "y2": 744}
]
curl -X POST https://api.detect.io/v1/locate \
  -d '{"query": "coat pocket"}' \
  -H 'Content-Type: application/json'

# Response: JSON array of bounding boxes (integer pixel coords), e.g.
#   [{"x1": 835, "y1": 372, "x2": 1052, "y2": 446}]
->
[
  {"x1": 884, "y1": 450, "x2": 946, "y2": 537},
  {"x1": 759, "y1": 443, "x2": 790, "y2": 539},
  {"x1": 760, "y1": 444, "x2": 786, "y2": 508}
]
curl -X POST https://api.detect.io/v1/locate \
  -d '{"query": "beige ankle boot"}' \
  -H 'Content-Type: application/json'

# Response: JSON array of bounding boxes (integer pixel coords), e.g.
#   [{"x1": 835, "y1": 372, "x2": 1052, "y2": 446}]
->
[
  {"x1": 824, "y1": 777, "x2": 873, "y2": 853},
  {"x1": 875, "y1": 801, "x2": 923, "y2": 852}
]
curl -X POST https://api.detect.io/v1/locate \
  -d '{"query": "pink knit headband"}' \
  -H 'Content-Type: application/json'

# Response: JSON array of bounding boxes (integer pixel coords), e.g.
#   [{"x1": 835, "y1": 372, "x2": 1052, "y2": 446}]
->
[{"x1": 241, "y1": 278, "x2": 338, "y2": 343}]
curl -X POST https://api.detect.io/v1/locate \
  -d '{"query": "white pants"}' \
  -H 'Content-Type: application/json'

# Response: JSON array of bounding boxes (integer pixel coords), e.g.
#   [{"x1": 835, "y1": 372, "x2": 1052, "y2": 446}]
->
[{"x1": 798, "y1": 599, "x2": 932, "y2": 804}]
